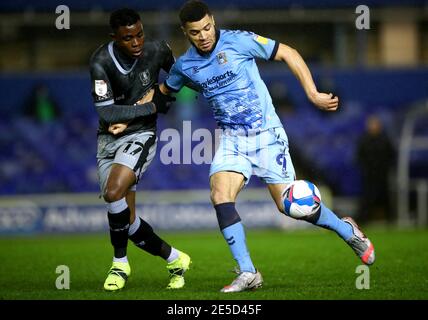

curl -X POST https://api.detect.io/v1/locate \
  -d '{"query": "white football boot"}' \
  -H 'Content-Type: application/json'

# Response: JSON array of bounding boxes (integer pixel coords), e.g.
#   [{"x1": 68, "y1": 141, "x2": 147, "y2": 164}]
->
[
  {"x1": 220, "y1": 270, "x2": 263, "y2": 293},
  {"x1": 342, "y1": 217, "x2": 375, "y2": 265}
]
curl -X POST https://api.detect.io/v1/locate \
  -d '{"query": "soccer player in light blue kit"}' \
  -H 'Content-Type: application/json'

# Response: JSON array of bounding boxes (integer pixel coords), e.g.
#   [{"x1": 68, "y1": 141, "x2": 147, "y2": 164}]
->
[{"x1": 111, "y1": 0, "x2": 376, "y2": 293}]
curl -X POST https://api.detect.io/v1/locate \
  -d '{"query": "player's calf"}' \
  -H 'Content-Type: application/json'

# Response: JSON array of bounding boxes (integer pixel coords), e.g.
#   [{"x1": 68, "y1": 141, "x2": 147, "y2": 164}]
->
[
  {"x1": 107, "y1": 198, "x2": 131, "y2": 260},
  {"x1": 281, "y1": 181, "x2": 375, "y2": 263},
  {"x1": 128, "y1": 217, "x2": 192, "y2": 288},
  {"x1": 281, "y1": 180, "x2": 353, "y2": 239},
  {"x1": 215, "y1": 202, "x2": 257, "y2": 274},
  {"x1": 128, "y1": 217, "x2": 172, "y2": 258},
  {"x1": 103, "y1": 198, "x2": 132, "y2": 291}
]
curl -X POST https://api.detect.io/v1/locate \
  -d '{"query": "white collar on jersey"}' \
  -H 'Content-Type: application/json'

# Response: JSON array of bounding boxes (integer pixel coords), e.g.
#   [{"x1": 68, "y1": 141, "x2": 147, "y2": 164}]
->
[{"x1": 108, "y1": 41, "x2": 138, "y2": 75}]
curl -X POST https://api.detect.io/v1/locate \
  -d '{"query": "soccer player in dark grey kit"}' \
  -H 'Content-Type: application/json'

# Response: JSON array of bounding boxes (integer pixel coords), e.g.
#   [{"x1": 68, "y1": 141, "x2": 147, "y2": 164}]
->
[{"x1": 89, "y1": 8, "x2": 191, "y2": 291}]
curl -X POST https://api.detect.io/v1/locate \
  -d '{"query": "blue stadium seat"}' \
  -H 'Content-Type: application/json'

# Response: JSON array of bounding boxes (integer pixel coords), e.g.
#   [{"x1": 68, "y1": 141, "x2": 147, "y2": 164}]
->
[{"x1": 1, "y1": 68, "x2": 427, "y2": 195}]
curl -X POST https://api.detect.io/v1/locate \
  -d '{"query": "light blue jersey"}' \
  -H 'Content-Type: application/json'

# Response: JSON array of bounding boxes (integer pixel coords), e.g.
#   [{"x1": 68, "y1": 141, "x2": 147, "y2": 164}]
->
[
  {"x1": 166, "y1": 29, "x2": 295, "y2": 185},
  {"x1": 165, "y1": 29, "x2": 283, "y2": 132}
]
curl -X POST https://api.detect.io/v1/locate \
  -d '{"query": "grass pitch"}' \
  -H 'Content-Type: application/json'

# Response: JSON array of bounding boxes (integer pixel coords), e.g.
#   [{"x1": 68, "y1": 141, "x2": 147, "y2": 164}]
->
[{"x1": 1, "y1": 227, "x2": 427, "y2": 300}]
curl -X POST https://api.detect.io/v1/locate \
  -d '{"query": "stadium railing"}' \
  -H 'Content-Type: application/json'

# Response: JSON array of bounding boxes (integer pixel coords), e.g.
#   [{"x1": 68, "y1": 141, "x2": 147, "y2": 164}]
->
[{"x1": 397, "y1": 100, "x2": 428, "y2": 226}]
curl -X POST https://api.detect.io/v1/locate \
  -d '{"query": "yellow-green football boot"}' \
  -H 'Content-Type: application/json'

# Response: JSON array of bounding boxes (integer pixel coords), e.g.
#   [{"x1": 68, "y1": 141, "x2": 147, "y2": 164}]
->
[
  {"x1": 166, "y1": 251, "x2": 191, "y2": 289},
  {"x1": 103, "y1": 261, "x2": 131, "y2": 291}
]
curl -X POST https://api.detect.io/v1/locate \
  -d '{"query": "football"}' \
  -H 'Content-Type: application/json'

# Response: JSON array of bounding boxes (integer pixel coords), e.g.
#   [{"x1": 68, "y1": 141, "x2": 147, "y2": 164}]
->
[{"x1": 282, "y1": 180, "x2": 322, "y2": 219}]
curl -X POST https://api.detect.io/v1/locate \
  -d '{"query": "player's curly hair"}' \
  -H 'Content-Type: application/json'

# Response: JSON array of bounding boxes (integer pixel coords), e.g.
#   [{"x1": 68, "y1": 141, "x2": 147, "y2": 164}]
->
[
  {"x1": 109, "y1": 8, "x2": 141, "y2": 32},
  {"x1": 179, "y1": 0, "x2": 211, "y2": 26}
]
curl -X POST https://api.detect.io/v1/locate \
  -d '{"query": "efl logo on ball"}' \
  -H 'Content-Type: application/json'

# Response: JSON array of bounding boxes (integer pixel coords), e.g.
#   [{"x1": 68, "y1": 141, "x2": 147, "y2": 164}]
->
[{"x1": 282, "y1": 180, "x2": 321, "y2": 219}]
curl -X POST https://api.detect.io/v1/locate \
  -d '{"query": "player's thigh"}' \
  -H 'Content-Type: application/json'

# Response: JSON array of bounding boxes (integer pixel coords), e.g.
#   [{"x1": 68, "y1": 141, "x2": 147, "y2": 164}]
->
[
  {"x1": 209, "y1": 132, "x2": 252, "y2": 198},
  {"x1": 254, "y1": 128, "x2": 296, "y2": 184},
  {"x1": 101, "y1": 132, "x2": 157, "y2": 201},
  {"x1": 97, "y1": 157, "x2": 113, "y2": 196},
  {"x1": 106, "y1": 163, "x2": 136, "y2": 194},
  {"x1": 98, "y1": 159, "x2": 136, "y2": 200},
  {"x1": 210, "y1": 171, "x2": 246, "y2": 205},
  {"x1": 113, "y1": 132, "x2": 157, "y2": 185}
]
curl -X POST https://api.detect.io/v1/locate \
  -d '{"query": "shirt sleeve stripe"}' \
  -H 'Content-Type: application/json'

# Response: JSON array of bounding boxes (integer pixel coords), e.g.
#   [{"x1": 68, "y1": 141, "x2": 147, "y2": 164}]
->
[
  {"x1": 94, "y1": 99, "x2": 114, "y2": 107},
  {"x1": 269, "y1": 41, "x2": 280, "y2": 61}
]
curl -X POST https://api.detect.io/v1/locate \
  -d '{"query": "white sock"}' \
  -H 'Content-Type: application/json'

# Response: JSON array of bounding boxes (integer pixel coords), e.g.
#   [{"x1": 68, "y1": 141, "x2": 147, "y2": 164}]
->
[
  {"x1": 166, "y1": 247, "x2": 180, "y2": 263},
  {"x1": 128, "y1": 216, "x2": 141, "y2": 236},
  {"x1": 113, "y1": 256, "x2": 128, "y2": 263},
  {"x1": 107, "y1": 198, "x2": 128, "y2": 214}
]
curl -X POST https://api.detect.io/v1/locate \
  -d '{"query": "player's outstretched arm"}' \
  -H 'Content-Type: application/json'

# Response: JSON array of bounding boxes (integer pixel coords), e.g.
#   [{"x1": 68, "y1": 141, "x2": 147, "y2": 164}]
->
[
  {"x1": 106, "y1": 89, "x2": 155, "y2": 135},
  {"x1": 273, "y1": 43, "x2": 339, "y2": 111},
  {"x1": 95, "y1": 101, "x2": 156, "y2": 124},
  {"x1": 107, "y1": 85, "x2": 176, "y2": 135}
]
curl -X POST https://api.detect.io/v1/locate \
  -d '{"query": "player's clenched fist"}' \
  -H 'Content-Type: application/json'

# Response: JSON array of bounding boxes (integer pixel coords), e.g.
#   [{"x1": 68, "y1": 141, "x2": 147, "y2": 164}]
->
[
  {"x1": 310, "y1": 92, "x2": 339, "y2": 111},
  {"x1": 108, "y1": 122, "x2": 128, "y2": 135}
]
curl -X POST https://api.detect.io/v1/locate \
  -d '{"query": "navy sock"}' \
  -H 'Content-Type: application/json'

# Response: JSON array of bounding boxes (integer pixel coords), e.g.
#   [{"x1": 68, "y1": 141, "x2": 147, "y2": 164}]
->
[{"x1": 215, "y1": 202, "x2": 256, "y2": 273}]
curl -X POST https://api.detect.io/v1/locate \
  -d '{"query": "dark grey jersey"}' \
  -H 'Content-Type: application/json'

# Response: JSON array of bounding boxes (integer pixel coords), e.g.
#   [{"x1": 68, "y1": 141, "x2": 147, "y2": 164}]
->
[{"x1": 89, "y1": 39, "x2": 175, "y2": 135}]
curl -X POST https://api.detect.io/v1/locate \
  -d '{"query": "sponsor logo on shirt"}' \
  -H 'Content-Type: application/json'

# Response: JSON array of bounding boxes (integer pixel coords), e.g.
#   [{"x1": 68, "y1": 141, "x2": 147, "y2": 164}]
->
[
  {"x1": 94, "y1": 80, "x2": 108, "y2": 96},
  {"x1": 200, "y1": 70, "x2": 237, "y2": 90}
]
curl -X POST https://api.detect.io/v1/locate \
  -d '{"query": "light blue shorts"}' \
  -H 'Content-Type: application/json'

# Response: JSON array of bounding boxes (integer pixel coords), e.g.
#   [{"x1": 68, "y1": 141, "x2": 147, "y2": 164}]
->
[{"x1": 209, "y1": 127, "x2": 296, "y2": 185}]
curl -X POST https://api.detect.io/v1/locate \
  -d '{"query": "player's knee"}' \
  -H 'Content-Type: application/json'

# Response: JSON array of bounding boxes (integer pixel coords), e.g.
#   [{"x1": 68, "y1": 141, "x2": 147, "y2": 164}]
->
[
  {"x1": 103, "y1": 186, "x2": 125, "y2": 203},
  {"x1": 210, "y1": 188, "x2": 233, "y2": 205}
]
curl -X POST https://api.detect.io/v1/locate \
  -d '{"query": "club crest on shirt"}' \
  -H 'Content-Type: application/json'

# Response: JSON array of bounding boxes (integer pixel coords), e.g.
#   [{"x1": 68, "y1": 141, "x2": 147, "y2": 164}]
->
[
  {"x1": 216, "y1": 51, "x2": 228, "y2": 65},
  {"x1": 192, "y1": 66, "x2": 200, "y2": 74},
  {"x1": 139, "y1": 70, "x2": 151, "y2": 86},
  {"x1": 94, "y1": 80, "x2": 108, "y2": 97}
]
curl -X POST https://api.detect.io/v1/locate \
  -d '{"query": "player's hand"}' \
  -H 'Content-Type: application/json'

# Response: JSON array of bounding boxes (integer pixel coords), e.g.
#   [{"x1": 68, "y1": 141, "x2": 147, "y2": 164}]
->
[
  {"x1": 136, "y1": 89, "x2": 155, "y2": 105},
  {"x1": 152, "y1": 85, "x2": 176, "y2": 114},
  {"x1": 310, "y1": 92, "x2": 339, "y2": 111},
  {"x1": 108, "y1": 123, "x2": 128, "y2": 135}
]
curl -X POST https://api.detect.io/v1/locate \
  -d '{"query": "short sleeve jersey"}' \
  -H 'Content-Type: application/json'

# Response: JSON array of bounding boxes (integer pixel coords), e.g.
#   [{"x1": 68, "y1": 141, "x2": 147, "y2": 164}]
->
[
  {"x1": 165, "y1": 29, "x2": 282, "y2": 132},
  {"x1": 89, "y1": 39, "x2": 174, "y2": 134}
]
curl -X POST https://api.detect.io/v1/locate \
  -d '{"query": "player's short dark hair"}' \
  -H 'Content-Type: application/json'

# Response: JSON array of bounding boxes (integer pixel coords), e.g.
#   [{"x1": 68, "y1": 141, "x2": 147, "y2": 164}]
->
[
  {"x1": 109, "y1": 8, "x2": 141, "y2": 32},
  {"x1": 179, "y1": 0, "x2": 211, "y2": 26}
]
